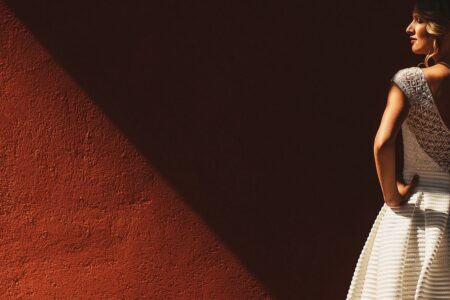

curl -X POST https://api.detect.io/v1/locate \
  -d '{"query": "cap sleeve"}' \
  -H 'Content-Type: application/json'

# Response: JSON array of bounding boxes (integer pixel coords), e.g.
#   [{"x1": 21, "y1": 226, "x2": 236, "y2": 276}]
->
[{"x1": 390, "y1": 67, "x2": 420, "y2": 105}]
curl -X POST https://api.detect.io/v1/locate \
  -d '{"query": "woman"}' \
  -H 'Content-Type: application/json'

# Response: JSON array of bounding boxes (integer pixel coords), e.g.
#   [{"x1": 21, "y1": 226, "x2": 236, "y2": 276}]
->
[{"x1": 346, "y1": 0, "x2": 450, "y2": 299}]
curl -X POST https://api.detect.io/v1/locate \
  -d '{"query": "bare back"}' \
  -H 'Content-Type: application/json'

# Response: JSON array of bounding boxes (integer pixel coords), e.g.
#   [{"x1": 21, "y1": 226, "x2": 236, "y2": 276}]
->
[{"x1": 421, "y1": 64, "x2": 450, "y2": 130}]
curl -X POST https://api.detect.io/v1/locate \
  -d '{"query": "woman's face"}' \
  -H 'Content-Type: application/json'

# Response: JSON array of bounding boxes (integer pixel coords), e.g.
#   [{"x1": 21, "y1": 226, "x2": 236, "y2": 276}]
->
[{"x1": 406, "y1": 10, "x2": 435, "y2": 55}]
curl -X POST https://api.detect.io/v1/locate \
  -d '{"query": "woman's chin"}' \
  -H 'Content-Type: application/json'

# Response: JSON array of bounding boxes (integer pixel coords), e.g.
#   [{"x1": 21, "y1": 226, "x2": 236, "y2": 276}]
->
[
  {"x1": 410, "y1": 45, "x2": 429, "y2": 55},
  {"x1": 411, "y1": 48, "x2": 425, "y2": 55}
]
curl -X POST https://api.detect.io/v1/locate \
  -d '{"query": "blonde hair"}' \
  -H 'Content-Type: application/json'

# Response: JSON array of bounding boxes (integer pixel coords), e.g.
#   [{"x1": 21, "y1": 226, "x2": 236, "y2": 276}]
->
[{"x1": 414, "y1": 0, "x2": 450, "y2": 67}]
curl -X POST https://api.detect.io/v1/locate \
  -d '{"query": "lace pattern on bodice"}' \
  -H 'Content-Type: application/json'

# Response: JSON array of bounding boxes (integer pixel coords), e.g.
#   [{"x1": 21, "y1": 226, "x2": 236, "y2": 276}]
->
[{"x1": 391, "y1": 66, "x2": 450, "y2": 173}]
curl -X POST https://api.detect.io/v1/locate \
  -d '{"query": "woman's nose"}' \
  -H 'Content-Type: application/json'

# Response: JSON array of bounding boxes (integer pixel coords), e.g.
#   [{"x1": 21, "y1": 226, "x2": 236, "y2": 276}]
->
[{"x1": 406, "y1": 22, "x2": 414, "y2": 34}]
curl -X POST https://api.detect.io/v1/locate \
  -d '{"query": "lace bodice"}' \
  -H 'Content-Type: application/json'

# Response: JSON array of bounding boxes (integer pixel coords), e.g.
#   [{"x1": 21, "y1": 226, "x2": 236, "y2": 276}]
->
[{"x1": 391, "y1": 66, "x2": 450, "y2": 173}]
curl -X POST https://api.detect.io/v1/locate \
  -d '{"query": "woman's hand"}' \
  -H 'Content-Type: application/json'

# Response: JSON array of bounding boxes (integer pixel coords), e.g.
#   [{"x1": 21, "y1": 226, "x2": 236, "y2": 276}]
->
[{"x1": 385, "y1": 174, "x2": 419, "y2": 208}]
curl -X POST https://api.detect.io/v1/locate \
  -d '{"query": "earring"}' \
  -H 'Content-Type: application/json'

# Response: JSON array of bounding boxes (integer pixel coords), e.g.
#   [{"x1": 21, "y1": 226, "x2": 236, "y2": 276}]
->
[{"x1": 433, "y1": 38, "x2": 439, "y2": 53}]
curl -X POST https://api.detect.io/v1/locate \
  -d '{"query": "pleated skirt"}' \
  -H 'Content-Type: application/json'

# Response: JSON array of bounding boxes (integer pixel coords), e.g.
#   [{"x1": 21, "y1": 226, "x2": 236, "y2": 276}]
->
[{"x1": 346, "y1": 168, "x2": 450, "y2": 300}]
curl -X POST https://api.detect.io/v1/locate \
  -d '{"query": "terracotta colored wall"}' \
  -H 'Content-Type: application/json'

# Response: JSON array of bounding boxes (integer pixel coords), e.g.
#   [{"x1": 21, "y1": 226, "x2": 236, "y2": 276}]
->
[{"x1": 0, "y1": 1, "x2": 417, "y2": 298}]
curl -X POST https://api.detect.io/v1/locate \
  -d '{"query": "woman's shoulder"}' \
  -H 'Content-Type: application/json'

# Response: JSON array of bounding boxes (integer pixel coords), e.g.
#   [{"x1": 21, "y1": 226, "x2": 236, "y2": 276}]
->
[
  {"x1": 419, "y1": 64, "x2": 450, "y2": 107},
  {"x1": 391, "y1": 63, "x2": 450, "y2": 104},
  {"x1": 418, "y1": 63, "x2": 450, "y2": 84},
  {"x1": 391, "y1": 65, "x2": 422, "y2": 83},
  {"x1": 391, "y1": 63, "x2": 446, "y2": 86},
  {"x1": 391, "y1": 66, "x2": 421, "y2": 90},
  {"x1": 390, "y1": 65, "x2": 424, "y2": 102}
]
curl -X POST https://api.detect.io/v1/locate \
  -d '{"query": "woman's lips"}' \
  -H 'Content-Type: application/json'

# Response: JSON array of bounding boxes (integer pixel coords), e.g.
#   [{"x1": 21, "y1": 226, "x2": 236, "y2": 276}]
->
[{"x1": 410, "y1": 39, "x2": 417, "y2": 44}]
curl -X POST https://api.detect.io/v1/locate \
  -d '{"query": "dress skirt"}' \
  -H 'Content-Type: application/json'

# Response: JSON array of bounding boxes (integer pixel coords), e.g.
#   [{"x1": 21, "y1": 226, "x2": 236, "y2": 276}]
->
[{"x1": 346, "y1": 168, "x2": 450, "y2": 299}]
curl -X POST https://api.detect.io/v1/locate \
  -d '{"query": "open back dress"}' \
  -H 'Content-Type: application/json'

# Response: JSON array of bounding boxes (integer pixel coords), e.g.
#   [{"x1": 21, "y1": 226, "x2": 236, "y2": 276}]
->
[{"x1": 346, "y1": 66, "x2": 450, "y2": 299}]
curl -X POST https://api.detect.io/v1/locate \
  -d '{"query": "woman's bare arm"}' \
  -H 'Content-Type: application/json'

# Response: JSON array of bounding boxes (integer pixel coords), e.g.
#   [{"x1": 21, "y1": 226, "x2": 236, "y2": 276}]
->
[{"x1": 373, "y1": 83, "x2": 410, "y2": 206}]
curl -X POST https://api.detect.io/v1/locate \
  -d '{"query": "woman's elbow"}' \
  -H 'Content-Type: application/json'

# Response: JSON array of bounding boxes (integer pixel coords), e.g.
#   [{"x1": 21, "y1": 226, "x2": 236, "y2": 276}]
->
[{"x1": 373, "y1": 137, "x2": 395, "y2": 152}]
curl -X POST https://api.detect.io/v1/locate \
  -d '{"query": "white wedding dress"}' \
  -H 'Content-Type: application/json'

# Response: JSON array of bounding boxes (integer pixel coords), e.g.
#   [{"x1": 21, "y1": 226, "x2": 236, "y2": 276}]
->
[{"x1": 346, "y1": 66, "x2": 450, "y2": 299}]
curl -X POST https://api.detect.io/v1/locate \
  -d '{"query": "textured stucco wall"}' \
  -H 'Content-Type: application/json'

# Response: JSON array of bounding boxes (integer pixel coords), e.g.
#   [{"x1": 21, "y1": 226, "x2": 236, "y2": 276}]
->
[
  {"x1": 0, "y1": 0, "x2": 417, "y2": 298},
  {"x1": 0, "y1": 3, "x2": 268, "y2": 299}
]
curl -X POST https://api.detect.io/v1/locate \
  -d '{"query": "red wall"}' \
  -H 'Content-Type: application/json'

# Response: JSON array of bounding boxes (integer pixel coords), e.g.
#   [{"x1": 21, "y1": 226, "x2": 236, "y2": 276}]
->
[{"x1": 0, "y1": 1, "x2": 417, "y2": 298}]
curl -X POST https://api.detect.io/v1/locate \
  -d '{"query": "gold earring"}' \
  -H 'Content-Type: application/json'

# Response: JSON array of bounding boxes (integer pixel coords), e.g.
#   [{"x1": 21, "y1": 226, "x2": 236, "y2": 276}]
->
[{"x1": 433, "y1": 39, "x2": 439, "y2": 53}]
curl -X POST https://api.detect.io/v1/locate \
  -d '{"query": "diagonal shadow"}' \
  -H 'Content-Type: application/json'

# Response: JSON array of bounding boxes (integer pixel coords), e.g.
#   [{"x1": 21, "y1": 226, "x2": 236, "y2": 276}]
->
[{"x1": 2, "y1": 0, "x2": 414, "y2": 298}]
